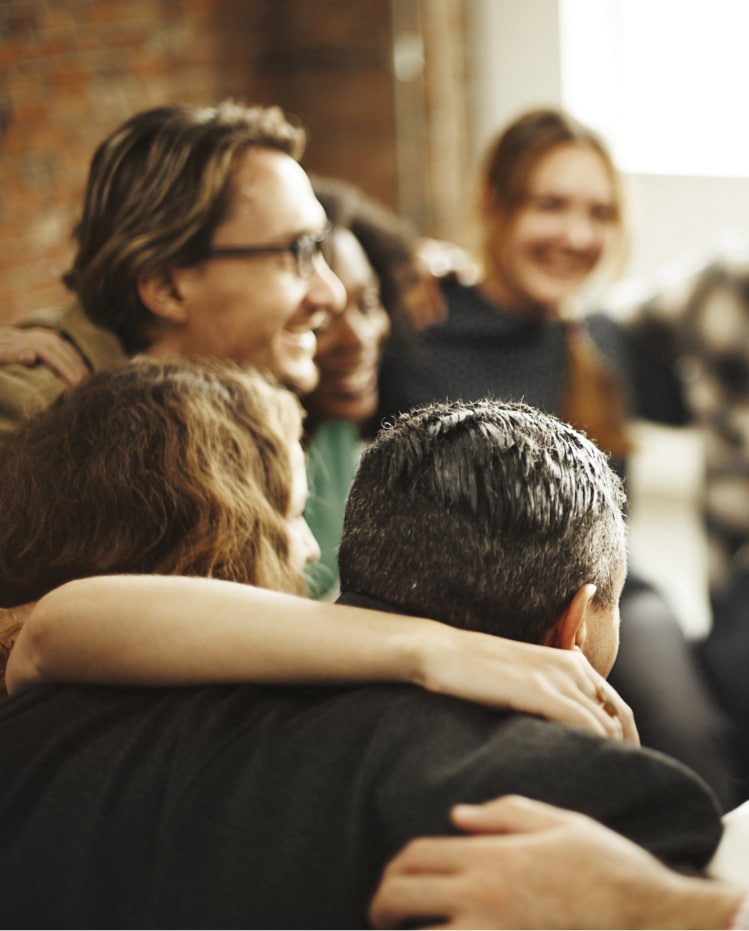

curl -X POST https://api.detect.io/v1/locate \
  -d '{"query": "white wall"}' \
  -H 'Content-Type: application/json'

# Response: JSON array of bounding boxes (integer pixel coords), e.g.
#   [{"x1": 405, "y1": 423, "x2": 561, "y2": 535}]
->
[
  {"x1": 626, "y1": 173, "x2": 749, "y2": 287},
  {"x1": 467, "y1": 0, "x2": 563, "y2": 162},
  {"x1": 467, "y1": 0, "x2": 749, "y2": 287}
]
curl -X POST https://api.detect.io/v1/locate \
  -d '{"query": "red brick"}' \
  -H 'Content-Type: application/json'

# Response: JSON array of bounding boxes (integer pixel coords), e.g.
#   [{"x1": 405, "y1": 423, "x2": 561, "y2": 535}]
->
[{"x1": 1, "y1": 0, "x2": 470, "y2": 317}]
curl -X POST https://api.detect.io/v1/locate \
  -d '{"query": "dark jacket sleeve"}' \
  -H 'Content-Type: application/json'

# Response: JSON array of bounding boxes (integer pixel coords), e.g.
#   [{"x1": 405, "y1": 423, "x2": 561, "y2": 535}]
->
[{"x1": 370, "y1": 693, "x2": 723, "y2": 875}]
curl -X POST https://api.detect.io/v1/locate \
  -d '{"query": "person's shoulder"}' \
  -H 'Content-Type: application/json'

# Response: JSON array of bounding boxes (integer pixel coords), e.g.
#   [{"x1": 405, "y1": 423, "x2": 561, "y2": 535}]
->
[
  {"x1": 348, "y1": 688, "x2": 723, "y2": 803},
  {"x1": 0, "y1": 362, "x2": 67, "y2": 434},
  {"x1": 56, "y1": 303, "x2": 126, "y2": 369},
  {"x1": 15, "y1": 307, "x2": 65, "y2": 330},
  {"x1": 19, "y1": 302, "x2": 125, "y2": 370},
  {"x1": 440, "y1": 279, "x2": 533, "y2": 332}
]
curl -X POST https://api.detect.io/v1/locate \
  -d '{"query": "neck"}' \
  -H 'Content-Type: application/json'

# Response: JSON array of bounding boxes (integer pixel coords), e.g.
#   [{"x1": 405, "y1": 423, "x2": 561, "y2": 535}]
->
[
  {"x1": 140, "y1": 329, "x2": 187, "y2": 361},
  {"x1": 478, "y1": 270, "x2": 560, "y2": 322}
]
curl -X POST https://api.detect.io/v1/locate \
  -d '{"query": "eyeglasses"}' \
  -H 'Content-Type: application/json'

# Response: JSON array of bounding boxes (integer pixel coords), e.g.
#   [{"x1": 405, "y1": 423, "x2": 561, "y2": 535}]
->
[{"x1": 205, "y1": 227, "x2": 331, "y2": 280}]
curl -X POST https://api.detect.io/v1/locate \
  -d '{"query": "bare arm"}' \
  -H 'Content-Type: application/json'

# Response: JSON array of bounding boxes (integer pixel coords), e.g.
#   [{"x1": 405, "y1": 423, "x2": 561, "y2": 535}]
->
[
  {"x1": 369, "y1": 795, "x2": 744, "y2": 930},
  {"x1": 5, "y1": 575, "x2": 637, "y2": 744},
  {"x1": 0, "y1": 325, "x2": 89, "y2": 385}
]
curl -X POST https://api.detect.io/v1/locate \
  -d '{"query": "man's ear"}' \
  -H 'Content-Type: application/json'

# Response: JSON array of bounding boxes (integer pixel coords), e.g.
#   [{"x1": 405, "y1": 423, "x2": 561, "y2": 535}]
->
[
  {"x1": 543, "y1": 583, "x2": 598, "y2": 652},
  {"x1": 137, "y1": 271, "x2": 188, "y2": 325}
]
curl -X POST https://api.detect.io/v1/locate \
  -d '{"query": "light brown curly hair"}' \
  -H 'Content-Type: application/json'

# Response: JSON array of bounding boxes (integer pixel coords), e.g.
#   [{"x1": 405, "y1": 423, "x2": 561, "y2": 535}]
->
[{"x1": 0, "y1": 357, "x2": 306, "y2": 608}]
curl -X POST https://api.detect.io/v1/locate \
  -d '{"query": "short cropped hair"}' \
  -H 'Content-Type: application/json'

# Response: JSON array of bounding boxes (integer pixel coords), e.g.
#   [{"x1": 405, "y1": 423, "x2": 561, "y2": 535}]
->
[
  {"x1": 339, "y1": 399, "x2": 626, "y2": 643},
  {"x1": 0, "y1": 358, "x2": 305, "y2": 606},
  {"x1": 63, "y1": 101, "x2": 306, "y2": 352}
]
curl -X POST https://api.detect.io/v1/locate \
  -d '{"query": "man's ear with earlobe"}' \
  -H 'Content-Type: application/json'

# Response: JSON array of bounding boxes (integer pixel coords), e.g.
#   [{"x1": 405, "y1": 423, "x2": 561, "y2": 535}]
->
[
  {"x1": 137, "y1": 271, "x2": 188, "y2": 325},
  {"x1": 543, "y1": 584, "x2": 598, "y2": 652}
]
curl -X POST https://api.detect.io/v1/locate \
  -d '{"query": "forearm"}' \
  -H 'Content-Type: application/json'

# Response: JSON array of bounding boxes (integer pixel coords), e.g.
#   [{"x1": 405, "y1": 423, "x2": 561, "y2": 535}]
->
[
  {"x1": 5, "y1": 575, "x2": 429, "y2": 692},
  {"x1": 5, "y1": 574, "x2": 635, "y2": 744}
]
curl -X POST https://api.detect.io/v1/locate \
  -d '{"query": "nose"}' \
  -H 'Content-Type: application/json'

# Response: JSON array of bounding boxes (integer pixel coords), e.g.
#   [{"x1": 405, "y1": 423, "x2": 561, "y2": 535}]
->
[
  {"x1": 307, "y1": 253, "x2": 347, "y2": 318},
  {"x1": 564, "y1": 210, "x2": 598, "y2": 250}
]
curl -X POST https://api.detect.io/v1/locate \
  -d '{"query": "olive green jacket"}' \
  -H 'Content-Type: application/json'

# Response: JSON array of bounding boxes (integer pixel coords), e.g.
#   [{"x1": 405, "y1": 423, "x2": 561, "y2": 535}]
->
[{"x1": 0, "y1": 304, "x2": 126, "y2": 434}]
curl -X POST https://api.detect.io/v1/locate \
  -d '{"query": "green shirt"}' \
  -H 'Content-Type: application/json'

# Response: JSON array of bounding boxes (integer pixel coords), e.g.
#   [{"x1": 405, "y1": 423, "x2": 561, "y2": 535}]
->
[
  {"x1": 303, "y1": 419, "x2": 363, "y2": 600},
  {"x1": 0, "y1": 303, "x2": 126, "y2": 435}
]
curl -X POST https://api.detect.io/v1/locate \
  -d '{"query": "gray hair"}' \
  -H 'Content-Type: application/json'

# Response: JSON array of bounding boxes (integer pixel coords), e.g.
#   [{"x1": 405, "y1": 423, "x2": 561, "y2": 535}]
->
[{"x1": 339, "y1": 399, "x2": 626, "y2": 643}]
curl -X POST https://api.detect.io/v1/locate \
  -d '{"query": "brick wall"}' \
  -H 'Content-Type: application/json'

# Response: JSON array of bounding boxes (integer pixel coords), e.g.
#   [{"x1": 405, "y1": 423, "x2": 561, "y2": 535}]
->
[
  {"x1": 250, "y1": 0, "x2": 400, "y2": 205},
  {"x1": 0, "y1": 0, "x2": 271, "y2": 321},
  {"x1": 0, "y1": 0, "x2": 470, "y2": 323}
]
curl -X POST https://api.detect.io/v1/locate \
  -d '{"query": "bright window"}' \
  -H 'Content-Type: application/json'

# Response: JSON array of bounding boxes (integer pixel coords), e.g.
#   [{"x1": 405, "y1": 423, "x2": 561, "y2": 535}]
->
[{"x1": 559, "y1": 0, "x2": 749, "y2": 177}]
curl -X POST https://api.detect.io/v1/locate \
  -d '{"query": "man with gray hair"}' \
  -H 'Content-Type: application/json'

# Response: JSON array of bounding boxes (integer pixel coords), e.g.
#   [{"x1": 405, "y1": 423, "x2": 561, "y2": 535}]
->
[{"x1": 340, "y1": 398, "x2": 626, "y2": 678}]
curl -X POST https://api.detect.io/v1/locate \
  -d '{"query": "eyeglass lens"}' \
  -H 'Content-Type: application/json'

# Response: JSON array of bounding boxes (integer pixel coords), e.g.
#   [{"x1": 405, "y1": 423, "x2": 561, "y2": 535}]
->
[{"x1": 294, "y1": 231, "x2": 327, "y2": 278}]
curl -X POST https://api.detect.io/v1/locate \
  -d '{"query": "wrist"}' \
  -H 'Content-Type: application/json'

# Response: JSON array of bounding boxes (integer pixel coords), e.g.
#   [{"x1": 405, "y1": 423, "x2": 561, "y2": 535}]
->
[
  {"x1": 395, "y1": 616, "x2": 455, "y2": 693},
  {"x1": 653, "y1": 875, "x2": 745, "y2": 930}
]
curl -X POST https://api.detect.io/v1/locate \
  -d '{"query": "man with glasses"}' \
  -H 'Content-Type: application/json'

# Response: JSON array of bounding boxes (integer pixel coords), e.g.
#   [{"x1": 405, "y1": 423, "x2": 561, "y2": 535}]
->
[{"x1": 0, "y1": 100, "x2": 345, "y2": 432}]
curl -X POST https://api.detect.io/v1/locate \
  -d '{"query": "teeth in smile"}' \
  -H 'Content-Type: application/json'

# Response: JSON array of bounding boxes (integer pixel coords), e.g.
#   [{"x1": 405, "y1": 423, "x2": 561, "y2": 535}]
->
[
  {"x1": 540, "y1": 254, "x2": 592, "y2": 276},
  {"x1": 332, "y1": 369, "x2": 375, "y2": 393},
  {"x1": 284, "y1": 329, "x2": 316, "y2": 352}
]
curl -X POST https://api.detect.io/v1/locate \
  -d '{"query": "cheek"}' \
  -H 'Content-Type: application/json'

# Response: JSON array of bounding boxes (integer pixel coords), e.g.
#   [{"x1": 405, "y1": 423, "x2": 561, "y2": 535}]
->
[
  {"x1": 376, "y1": 311, "x2": 391, "y2": 347},
  {"x1": 496, "y1": 233, "x2": 531, "y2": 282},
  {"x1": 595, "y1": 227, "x2": 617, "y2": 259},
  {"x1": 220, "y1": 266, "x2": 302, "y2": 324},
  {"x1": 313, "y1": 327, "x2": 337, "y2": 362},
  {"x1": 514, "y1": 213, "x2": 558, "y2": 248},
  {"x1": 495, "y1": 216, "x2": 537, "y2": 267},
  {"x1": 363, "y1": 313, "x2": 391, "y2": 355}
]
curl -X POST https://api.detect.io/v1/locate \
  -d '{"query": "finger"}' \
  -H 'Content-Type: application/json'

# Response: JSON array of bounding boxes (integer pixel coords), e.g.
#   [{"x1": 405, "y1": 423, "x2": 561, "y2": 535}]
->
[
  {"x1": 541, "y1": 689, "x2": 625, "y2": 741},
  {"x1": 613, "y1": 699, "x2": 638, "y2": 745},
  {"x1": 588, "y1": 673, "x2": 640, "y2": 746},
  {"x1": 612, "y1": 694, "x2": 639, "y2": 745},
  {"x1": 450, "y1": 794, "x2": 585, "y2": 836},
  {"x1": 36, "y1": 339, "x2": 88, "y2": 385},
  {"x1": 0, "y1": 330, "x2": 88, "y2": 385},
  {"x1": 379, "y1": 836, "x2": 485, "y2": 880},
  {"x1": 16, "y1": 348, "x2": 38, "y2": 365},
  {"x1": 0, "y1": 344, "x2": 37, "y2": 366},
  {"x1": 556, "y1": 651, "x2": 638, "y2": 745},
  {"x1": 369, "y1": 873, "x2": 458, "y2": 929},
  {"x1": 508, "y1": 646, "x2": 633, "y2": 743}
]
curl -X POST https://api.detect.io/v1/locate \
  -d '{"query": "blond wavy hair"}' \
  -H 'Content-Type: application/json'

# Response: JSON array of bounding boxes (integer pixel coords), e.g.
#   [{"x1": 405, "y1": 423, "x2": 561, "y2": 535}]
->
[{"x1": 0, "y1": 358, "x2": 306, "y2": 607}]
